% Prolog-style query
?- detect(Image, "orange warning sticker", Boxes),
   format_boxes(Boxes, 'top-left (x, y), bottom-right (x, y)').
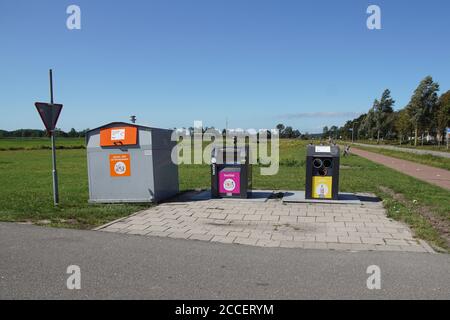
top-left (109, 154), bottom-right (131, 177)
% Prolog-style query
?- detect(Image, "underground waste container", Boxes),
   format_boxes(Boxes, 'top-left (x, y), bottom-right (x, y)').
top-left (211, 145), bottom-right (252, 199)
top-left (305, 145), bottom-right (340, 200)
top-left (86, 122), bottom-right (178, 203)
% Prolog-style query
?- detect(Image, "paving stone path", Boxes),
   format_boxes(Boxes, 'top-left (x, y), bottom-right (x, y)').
top-left (98, 192), bottom-right (434, 253)
top-left (352, 142), bottom-right (450, 159)
top-left (350, 147), bottom-right (450, 190)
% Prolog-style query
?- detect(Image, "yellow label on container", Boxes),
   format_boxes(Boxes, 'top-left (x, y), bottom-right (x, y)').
top-left (312, 176), bottom-right (332, 199)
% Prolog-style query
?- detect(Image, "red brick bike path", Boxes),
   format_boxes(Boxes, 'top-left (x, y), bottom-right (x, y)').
top-left (350, 147), bottom-right (450, 191)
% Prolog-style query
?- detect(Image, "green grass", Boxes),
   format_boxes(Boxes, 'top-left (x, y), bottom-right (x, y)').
top-left (0, 137), bottom-right (85, 150)
top-left (380, 196), bottom-right (447, 251)
top-left (350, 143), bottom-right (450, 171)
top-left (0, 138), bottom-right (449, 250)
top-left (0, 148), bottom-right (147, 229)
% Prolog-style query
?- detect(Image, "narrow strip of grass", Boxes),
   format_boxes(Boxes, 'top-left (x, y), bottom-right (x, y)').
top-left (0, 145), bottom-right (86, 151)
top-left (0, 137), bottom-right (85, 151)
top-left (378, 192), bottom-right (448, 252)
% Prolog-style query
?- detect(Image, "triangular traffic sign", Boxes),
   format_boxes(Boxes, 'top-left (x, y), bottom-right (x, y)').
top-left (35, 102), bottom-right (63, 134)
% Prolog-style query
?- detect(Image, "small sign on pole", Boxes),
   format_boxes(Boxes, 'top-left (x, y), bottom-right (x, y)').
top-left (34, 69), bottom-right (63, 206)
top-left (35, 103), bottom-right (63, 133)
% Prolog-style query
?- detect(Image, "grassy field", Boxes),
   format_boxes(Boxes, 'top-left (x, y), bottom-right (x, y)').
top-left (0, 137), bottom-right (85, 150)
top-left (0, 138), bottom-right (449, 250)
top-left (349, 143), bottom-right (450, 171)
top-left (0, 148), bottom-right (146, 229)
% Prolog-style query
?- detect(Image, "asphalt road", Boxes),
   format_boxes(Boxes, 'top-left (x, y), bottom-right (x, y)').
top-left (1, 222), bottom-right (449, 299)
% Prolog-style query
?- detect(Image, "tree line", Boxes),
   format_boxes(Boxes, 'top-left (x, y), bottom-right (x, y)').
top-left (0, 128), bottom-right (90, 138)
top-left (177, 125), bottom-right (319, 139)
top-left (324, 76), bottom-right (450, 146)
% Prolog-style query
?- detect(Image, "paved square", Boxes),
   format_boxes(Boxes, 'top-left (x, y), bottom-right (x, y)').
top-left (97, 191), bottom-right (434, 253)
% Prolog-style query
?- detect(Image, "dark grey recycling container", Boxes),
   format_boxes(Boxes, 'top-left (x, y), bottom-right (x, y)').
top-left (305, 145), bottom-right (340, 200)
top-left (210, 145), bottom-right (252, 199)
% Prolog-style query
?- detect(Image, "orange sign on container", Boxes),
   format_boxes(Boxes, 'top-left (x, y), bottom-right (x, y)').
top-left (100, 126), bottom-right (138, 147)
top-left (109, 154), bottom-right (131, 177)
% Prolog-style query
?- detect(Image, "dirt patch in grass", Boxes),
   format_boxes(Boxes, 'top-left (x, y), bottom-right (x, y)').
top-left (379, 185), bottom-right (450, 249)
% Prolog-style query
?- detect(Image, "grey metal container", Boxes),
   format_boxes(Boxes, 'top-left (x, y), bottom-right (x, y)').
top-left (86, 122), bottom-right (179, 203)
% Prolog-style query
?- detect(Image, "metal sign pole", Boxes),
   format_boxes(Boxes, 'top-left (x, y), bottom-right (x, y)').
top-left (34, 71), bottom-right (63, 206)
top-left (49, 69), bottom-right (59, 206)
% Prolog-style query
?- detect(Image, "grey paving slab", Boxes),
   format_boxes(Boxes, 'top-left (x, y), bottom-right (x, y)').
top-left (97, 190), bottom-right (433, 253)
top-left (182, 190), bottom-right (273, 202)
top-left (282, 191), bottom-right (362, 204)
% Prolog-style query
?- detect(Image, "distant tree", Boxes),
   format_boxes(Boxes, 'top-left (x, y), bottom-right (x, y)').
top-left (374, 89), bottom-right (395, 142)
top-left (329, 126), bottom-right (338, 139)
top-left (359, 108), bottom-right (376, 139)
top-left (54, 128), bottom-right (68, 138)
top-left (276, 124), bottom-right (285, 133)
top-left (394, 109), bottom-right (412, 144)
top-left (322, 126), bottom-right (329, 139)
top-left (282, 126), bottom-right (293, 138)
top-left (371, 89), bottom-right (396, 143)
top-left (406, 76), bottom-right (440, 146)
top-left (372, 99), bottom-right (382, 141)
top-left (292, 129), bottom-right (301, 139)
top-left (68, 128), bottom-right (78, 138)
top-left (352, 113), bottom-right (366, 141)
top-left (436, 90), bottom-right (450, 145)
top-left (379, 89), bottom-right (395, 113)
top-left (78, 129), bottom-right (90, 137)
top-left (340, 120), bottom-right (354, 140)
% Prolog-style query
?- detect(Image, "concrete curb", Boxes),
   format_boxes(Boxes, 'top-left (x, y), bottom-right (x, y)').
top-left (92, 208), bottom-right (150, 231)
top-left (418, 240), bottom-right (437, 254)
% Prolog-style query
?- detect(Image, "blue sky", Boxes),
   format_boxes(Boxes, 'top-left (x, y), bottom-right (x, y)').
top-left (1, 0), bottom-right (449, 133)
